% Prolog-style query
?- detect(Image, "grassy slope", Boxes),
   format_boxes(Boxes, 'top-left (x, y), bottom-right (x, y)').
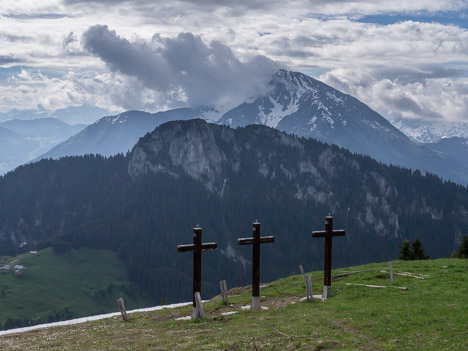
top-left (0, 248), bottom-right (152, 326)
top-left (1, 258), bottom-right (467, 350)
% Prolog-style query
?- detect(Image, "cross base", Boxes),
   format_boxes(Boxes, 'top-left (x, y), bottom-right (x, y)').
top-left (323, 285), bottom-right (332, 299)
top-left (191, 306), bottom-right (205, 320)
top-left (191, 307), bottom-right (198, 320)
top-left (250, 296), bottom-right (261, 310)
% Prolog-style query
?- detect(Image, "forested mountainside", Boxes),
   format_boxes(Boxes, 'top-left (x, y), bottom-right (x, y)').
top-left (1, 119), bottom-right (467, 303)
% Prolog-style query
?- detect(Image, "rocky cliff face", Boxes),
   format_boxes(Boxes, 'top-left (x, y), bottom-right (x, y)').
top-left (127, 119), bottom-right (468, 243)
top-left (129, 120), bottom-right (230, 193)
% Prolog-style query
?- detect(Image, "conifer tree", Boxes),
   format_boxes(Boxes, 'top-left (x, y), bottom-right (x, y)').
top-left (411, 238), bottom-right (429, 260)
top-left (398, 240), bottom-right (413, 260)
top-left (457, 236), bottom-right (468, 258)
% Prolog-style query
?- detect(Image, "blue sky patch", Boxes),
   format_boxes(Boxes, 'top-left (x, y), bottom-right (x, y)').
top-left (357, 11), bottom-right (468, 29)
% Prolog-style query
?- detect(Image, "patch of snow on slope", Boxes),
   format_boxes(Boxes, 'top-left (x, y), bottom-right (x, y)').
top-left (0, 302), bottom-right (192, 336)
top-left (111, 115), bottom-right (121, 125)
top-left (259, 95), bottom-right (300, 128)
top-left (326, 91), bottom-right (343, 104)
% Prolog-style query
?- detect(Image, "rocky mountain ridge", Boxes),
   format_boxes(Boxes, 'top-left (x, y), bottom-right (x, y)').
top-left (33, 70), bottom-right (468, 185)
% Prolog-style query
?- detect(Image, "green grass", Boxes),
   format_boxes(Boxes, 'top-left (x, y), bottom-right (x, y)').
top-left (1, 258), bottom-right (467, 350)
top-left (0, 247), bottom-right (152, 327)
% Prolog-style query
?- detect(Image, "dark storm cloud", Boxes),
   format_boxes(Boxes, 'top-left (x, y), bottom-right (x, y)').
top-left (82, 25), bottom-right (279, 107)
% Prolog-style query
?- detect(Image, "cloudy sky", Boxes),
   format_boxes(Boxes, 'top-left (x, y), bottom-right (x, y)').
top-left (0, 0), bottom-right (467, 123)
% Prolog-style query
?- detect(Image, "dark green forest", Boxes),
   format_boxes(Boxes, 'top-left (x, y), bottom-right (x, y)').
top-left (0, 120), bottom-right (467, 304)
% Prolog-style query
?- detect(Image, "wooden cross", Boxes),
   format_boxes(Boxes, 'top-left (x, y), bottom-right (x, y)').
top-left (312, 216), bottom-right (345, 299)
top-left (177, 225), bottom-right (217, 319)
top-left (238, 220), bottom-right (274, 309)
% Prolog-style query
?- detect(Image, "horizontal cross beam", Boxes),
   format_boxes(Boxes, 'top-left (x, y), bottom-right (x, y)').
top-left (312, 230), bottom-right (345, 238)
top-left (177, 243), bottom-right (218, 252)
top-left (238, 236), bottom-right (275, 245)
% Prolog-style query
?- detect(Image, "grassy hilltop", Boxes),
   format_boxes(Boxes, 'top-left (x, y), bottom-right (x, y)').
top-left (0, 258), bottom-right (467, 350)
top-left (0, 247), bottom-right (152, 329)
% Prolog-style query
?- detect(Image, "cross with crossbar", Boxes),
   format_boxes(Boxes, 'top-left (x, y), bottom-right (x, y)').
top-left (238, 220), bottom-right (274, 309)
top-left (177, 225), bottom-right (217, 318)
top-left (312, 216), bottom-right (345, 299)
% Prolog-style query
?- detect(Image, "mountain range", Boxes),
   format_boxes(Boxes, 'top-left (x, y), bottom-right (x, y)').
top-left (389, 117), bottom-right (468, 143)
top-left (0, 104), bottom-right (111, 125)
top-left (1, 119), bottom-right (467, 303)
top-left (35, 70), bottom-right (468, 186)
top-left (35, 107), bottom-right (219, 160)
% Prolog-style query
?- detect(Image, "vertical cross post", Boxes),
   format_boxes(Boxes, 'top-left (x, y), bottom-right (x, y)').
top-left (312, 216), bottom-right (345, 299)
top-left (177, 226), bottom-right (217, 319)
top-left (238, 220), bottom-right (274, 309)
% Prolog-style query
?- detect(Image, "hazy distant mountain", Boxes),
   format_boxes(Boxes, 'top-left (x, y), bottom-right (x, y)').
top-left (0, 108), bottom-right (48, 122)
top-left (35, 107), bottom-right (221, 160)
top-left (49, 104), bottom-right (112, 125)
top-left (0, 104), bottom-right (111, 173)
top-left (0, 118), bottom-right (85, 141)
top-left (389, 117), bottom-right (468, 143)
top-left (0, 104), bottom-right (110, 125)
top-left (0, 118), bottom-right (86, 174)
top-left (426, 137), bottom-right (468, 173)
top-left (0, 126), bottom-right (38, 174)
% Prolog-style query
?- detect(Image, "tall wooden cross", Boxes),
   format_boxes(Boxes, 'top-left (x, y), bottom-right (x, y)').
top-left (177, 225), bottom-right (217, 319)
top-left (312, 216), bottom-right (345, 299)
top-left (238, 220), bottom-right (274, 310)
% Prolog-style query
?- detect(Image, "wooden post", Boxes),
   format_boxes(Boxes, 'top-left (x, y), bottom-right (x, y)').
top-left (299, 265), bottom-right (313, 301)
top-left (389, 262), bottom-right (394, 284)
top-left (116, 297), bottom-right (129, 322)
top-left (220, 280), bottom-right (229, 305)
top-left (306, 275), bottom-right (313, 300)
top-left (194, 292), bottom-right (204, 319)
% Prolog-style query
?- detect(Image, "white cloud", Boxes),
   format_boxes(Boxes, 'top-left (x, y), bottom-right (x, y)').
top-left (0, 0), bottom-right (467, 121)
top-left (82, 25), bottom-right (279, 108)
top-left (320, 68), bottom-right (468, 122)
top-left (0, 68), bottom-right (125, 113)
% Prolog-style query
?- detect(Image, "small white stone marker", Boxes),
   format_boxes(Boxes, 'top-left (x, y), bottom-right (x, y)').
top-left (221, 311), bottom-right (238, 316)
top-left (241, 305), bottom-right (268, 310)
top-left (175, 316), bottom-right (192, 321)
